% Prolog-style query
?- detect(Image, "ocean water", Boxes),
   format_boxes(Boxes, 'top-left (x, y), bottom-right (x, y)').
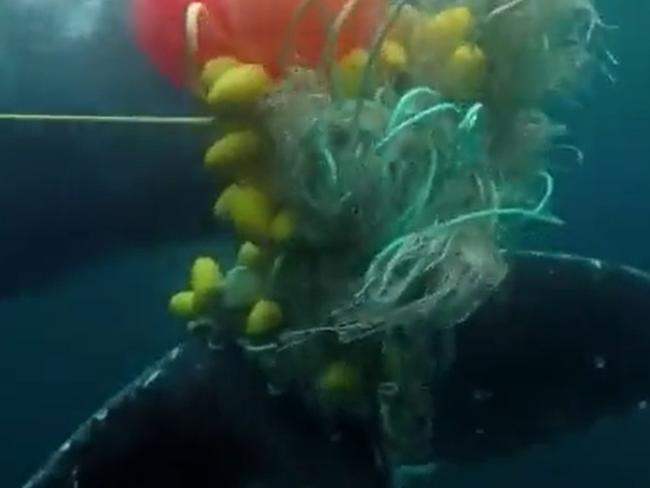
top-left (0, 0), bottom-right (648, 487)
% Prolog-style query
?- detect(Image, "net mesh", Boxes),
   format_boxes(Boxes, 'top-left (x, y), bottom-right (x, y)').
top-left (182, 0), bottom-right (607, 478)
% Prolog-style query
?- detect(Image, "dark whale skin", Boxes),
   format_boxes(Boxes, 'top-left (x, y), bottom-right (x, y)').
top-left (22, 252), bottom-right (650, 487)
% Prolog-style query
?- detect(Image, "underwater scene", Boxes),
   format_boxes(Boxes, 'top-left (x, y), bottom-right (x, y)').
top-left (1, 0), bottom-right (649, 486)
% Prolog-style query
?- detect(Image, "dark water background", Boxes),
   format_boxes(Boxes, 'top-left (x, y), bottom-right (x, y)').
top-left (0, 0), bottom-right (648, 486)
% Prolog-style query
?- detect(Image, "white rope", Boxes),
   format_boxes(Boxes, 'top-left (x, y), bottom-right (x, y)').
top-left (0, 114), bottom-right (213, 125)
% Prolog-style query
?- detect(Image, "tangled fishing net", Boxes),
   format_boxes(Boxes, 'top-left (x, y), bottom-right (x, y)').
top-left (253, 0), bottom-right (586, 346)
top-left (154, 0), bottom-right (611, 479)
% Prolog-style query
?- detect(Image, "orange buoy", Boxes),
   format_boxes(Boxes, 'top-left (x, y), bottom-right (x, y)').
top-left (131, 0), bottom-right (386, 86)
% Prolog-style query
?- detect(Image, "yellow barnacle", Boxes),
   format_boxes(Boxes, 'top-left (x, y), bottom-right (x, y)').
top-left (245, 299), bottom-right (283, 336)
top-left (200, 56), bottom-right (240, 90)
top-left (191, 256), bottom-right (223, 292)
top-left (270, 209), bottom-right (296, 244)
top-left (336, 48), bottom-right (369, 98)
top-left (190, 257), bottom-right (223, 308)
top-left (223, 266), bottom-right (263, 308)
top-left (207, 63), bottom-right (272, 107)
top-left (441, 43), bottom-right (487, 100)
top-left (214, 184), bottom-right (275, 241)
top-left (318, 361), bottom-right (361, 394)
top-left (204, 129), bottom-right (262, 173)
top-left (388, 4), bottom-right (420, 45)
top-left (214, 184), bottom-right (239, 219)
top-left (237, 241), bottom-right (267, 269)
top-left (380, 40), bottom-right (408, 73)
top-left (414, 6), bottom-right (475, 61)
top-left (230, 186), bottom-right (275, 241)
top-left (168, 290), bottom-right (195, 318)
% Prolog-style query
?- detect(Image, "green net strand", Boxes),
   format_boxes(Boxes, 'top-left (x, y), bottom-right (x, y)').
top-left (458, 103), bottom-right (483, 132)
top-left (391, 142), bottom-right (439, 234)
top-left (386, 87), bottom-right (443, 132)
top-left (376, 102), bottom-right (461, 152)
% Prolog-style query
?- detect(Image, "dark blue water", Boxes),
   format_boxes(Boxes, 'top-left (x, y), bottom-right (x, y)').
top-left (0, 1), bottom-right (648, 486)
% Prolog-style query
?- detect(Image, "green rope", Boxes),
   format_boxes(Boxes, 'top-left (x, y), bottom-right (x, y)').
top-left (458, 103), bottom-right (483, 131)
top-left (406, 144), bottom-right (439, 224)
top-left (376, 102), bottom-right (460, 151)
top-left (372, 170), bottom-right (561, 270)
top-left (439, 206), bottom-right (563, 230)
top-left (387, 87), bottom-right (441, 132)
top-left (534, 170), bottom-right (554, 213)
top-left (318, 135), bottom-right (340, 186)
top-left (437, 171), bottom-right (562, 230)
